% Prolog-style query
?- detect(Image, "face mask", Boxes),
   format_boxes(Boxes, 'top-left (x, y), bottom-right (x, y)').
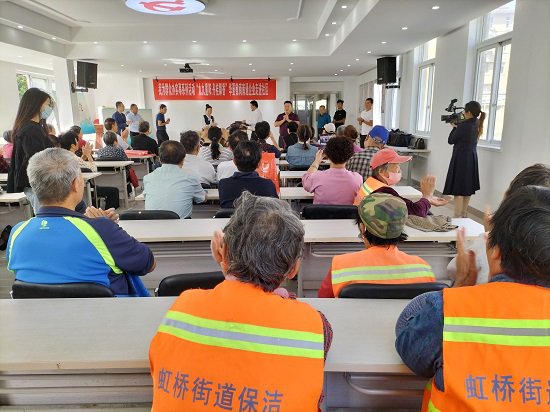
top-left (386, 170), bottom-right (402, 185)
top-left (41, 106), bottom-right (53, 120)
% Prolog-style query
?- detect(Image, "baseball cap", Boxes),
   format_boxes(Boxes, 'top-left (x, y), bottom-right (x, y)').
top-left (369, 125), bottom-right (389, 144)
top-left (323, 123), bottom-right (336, 134)
top-left (370, 148), bottom-right (412, 170)
top-left (358, 193), bottom-right (408, 239)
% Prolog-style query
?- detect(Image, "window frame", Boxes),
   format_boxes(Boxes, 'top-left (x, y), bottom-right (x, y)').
top-left (415, 60), bottom-right (435, 135)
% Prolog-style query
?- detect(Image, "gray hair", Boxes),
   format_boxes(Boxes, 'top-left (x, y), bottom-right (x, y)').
top-left (336, 125), bottom-right (346, 136)
top-left (372, 163), bottom-right (389, 179)
top-left (223, 192), bottom-right (305, 292)
top-left (103, 131), bottom-right (118, 145)
top-left (27, 148), bottom-right (81, 204)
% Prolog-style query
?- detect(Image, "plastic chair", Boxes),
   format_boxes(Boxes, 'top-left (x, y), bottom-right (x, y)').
top-left (214, 209), bottom-right (235, 218)
top-left (301, 204), bottom-right (359, 220)
top-left (11, 280), bottom-right (114, 299)
top-left (338, 282), bottom-right (449, 299)
top-left (119, 210), bottom-right (180, 220)
top-left (156, 272), bottom-right (225, 297)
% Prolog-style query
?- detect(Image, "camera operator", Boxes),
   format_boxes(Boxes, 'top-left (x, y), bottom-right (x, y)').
top-left (443, 100), bottom-right (486, 217)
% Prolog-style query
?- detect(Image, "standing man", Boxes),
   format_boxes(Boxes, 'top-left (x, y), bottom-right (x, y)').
top-left (274, 100), bottom-right (300, 148)
top-left (357, 98), bottom-right (374, 148)
top-left (244, 100), bottom-right (263, 133)
top-left (126, 104), bottom-right (143, 137)
top-left (112, 101), bottom-right (127, 134)
top-left (156, 104), bottom-right (170, 145)
top-left (333, 99), bottom-right (346, 127)
top-left (316, 105), bottom-right (331, 139)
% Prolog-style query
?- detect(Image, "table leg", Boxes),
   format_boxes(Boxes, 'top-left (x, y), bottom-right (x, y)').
top-left (85, 181), bottom-right (93, 207)
top-left (406, 157), bottom-right (413, 186)
top-left (121, 167), bottom-right (129, 208)
top-left (20, 200), bottom-right (32, 220)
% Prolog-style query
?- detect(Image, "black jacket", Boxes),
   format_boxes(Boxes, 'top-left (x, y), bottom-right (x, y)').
top-left (131, 134), bottom-right (159, 156)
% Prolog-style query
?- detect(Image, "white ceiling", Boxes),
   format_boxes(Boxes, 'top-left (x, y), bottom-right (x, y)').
top-left (0, 0), bottom-right (510, 78)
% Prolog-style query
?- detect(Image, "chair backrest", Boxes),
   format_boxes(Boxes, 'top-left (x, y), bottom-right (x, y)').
top-left (338, 282), bottom-right (449, 299)
top-left (156, 272), bottom-right (225, 297)
top-left (214, 209), bottom-right (235, 218)
top-left (302, 204), bottom-right (359, 220)
top-left (11, 280), bottom-right (114, 299)
top-left (119, 210), bottom-right (180, 220)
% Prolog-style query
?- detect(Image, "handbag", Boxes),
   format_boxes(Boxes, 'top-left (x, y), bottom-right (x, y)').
top-left (389, 129), bottom-right (412, 147)
top-left (408, 137), bottom-right (426, 150)
top-left (128, 167), bottom-right (139, 188)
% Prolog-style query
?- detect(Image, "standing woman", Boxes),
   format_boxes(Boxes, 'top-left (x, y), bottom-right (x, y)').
top-left (443, 100), bottom-right (486, 217)
top-left (201, 104), bottom-right (217, 131)
top-left (8, 88), bottom-right (55, 211)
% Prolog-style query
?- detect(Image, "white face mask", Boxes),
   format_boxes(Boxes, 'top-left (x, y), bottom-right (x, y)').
top-left (386, 170), bottom-right (402, 185)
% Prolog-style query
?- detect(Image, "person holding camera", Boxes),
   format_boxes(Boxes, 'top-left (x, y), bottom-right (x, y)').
top-left (443, 100), bottom-right (486, 218)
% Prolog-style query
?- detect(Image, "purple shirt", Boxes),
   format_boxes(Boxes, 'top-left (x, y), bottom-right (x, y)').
top-left (302, 168), bottom-right (363, 205)
top-left (275, 112), bottom-right (300, 138)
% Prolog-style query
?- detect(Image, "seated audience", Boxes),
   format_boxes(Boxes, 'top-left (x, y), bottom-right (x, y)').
top-left (199, 126), bottom-right (233, 165)
top-left (354, 148), bottom-right (447, 216)
top-left (346, 125), bottom-right (388, 180)
top-left (149, 192), bottom-right (332, 411)
top-left (318, 122), bottom-right (336, 147)
top-left (254, 121), bottom-right (281, 158)
top-left (286, 124), bottom-right (318, 169)
top-left (96, 131), bottom-right (129, 161)
top-left (58, 131), bottom-right (120, 210)
top-left (2, 130), bottom-right (13, 164)
top-left (282, 121), bottom-right (299, 149)
top-left (46, 123), bottom-right (60, 148)
top-left (143, 141), bottom-right (206, 219)
top-left (217, 130), bottom-right (246, 181)
top-left (131, 121), bottom-right (159, 156)
top-left (302, 136), bottom-right (363, 205)
top-left (6, 148), bottom-right (154, 296)
top-left (396, 185), bottom-right (550, 411)
top-left (342, 125), bottom-right (363, 153)
top-left (104, 117), bottom-right (130, 150)
top-left (218, 141), bottom-right (278, 208)
top-left (69, 125), bottom-right (86, 149)
top-left (179, 130), bottom-right (216, 186)
top-left (318, 193), bottom-right (435, 298)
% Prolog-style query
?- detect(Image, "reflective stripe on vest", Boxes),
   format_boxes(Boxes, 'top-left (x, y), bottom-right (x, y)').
top-left (443, 316), bottom-right (550, 347)
top-left (427, 399), bottom-right (441, 412)
top-left (7, 219), bottom-right (33, 270)
top-left (332, 263), bottom-right (435, 284)
top-left (63, 217), bottom-right (123, 274)
top-left (158, 310), bottom-right (324, 359)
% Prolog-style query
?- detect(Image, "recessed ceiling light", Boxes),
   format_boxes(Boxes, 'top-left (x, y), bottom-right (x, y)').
top-left (139, 69), bottom-right (143, 72)
top-left (214, 69), bottom-right (218, 72)
top-left (341, 5), bottom-right (348, 9)
top-left (292, 39), bottom-right (297, 42)
top-left (325, 33), bottom-right (330, 37)
top-left (17, 25), bottom-right (23, 29)
top-left (143, 41), bottom-right (148, 44)
top-left (252, 69), bottom-right (256, 72)
top-left (432, 5), bottom-right (440, 10)
top-left (192, 40), bottom-right (197, 43)
top-left (339, 69), bottom-right (344, 72)
top-left (248, 63), bottom-right (253, 66)
top-left (164, 63), bottom-right (168, 67)
top-left (290, 62), bottom-right (294, 65)
top-left (204, 63), bottom-right (210, 66)
top-left (347, 64), bottom-right (351, 67)
top-left (331, 21), bottom-right (337, 25)
top-left (367, 51), bottom-right (372, 54)
top-left (402, 26), bottom-right (408, 30)
top-left (334, 73), bottom-right (339, 75)
top-left (17, 55), bottom-right (23, 58)
top-left (93, 41), bottom-right (98, 44)
top-left (120, 64), bottom-right (124, 67)
top-left (381, 41), bottom-right (387, 44)
top-left (242, 39), bottom-right (247, 43)
top-left (289, 68), bottom-right (292, 72)
top-left (355, 58), bottom-right (360, 61)
top-left (51, 37), bottom-right (57, 40)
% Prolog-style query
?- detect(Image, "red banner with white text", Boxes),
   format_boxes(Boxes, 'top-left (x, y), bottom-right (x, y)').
top-left (153, 79), bottom-right (276, 100)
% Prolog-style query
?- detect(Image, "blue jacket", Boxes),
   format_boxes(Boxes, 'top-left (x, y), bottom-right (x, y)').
top-left (7, 207), bottom-right (154, 296)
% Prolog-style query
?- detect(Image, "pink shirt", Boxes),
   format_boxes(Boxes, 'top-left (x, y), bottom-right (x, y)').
top-left (2, 142), bottom-right (13, 159)
top-left (302, 168), bottom-right (363, 205)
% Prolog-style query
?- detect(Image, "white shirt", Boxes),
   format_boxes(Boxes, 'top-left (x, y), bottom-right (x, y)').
top-left (247, 109), bottom-right (263, 131)
top-left (201, 115), bottom-right (215, 128)
top-left (182, 154), bottom-right (217, 185)
top-left (217, 160), bottom-right (239, 181)
top-left (360, 109), bottom-right (373, 135)
top-left (126, 112), bottom-right (143, 133)
top-left (117, 134), bottom-right (130, 150)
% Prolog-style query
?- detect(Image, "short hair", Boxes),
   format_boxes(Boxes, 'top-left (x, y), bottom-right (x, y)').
top-left (3, 130), bottom-right (12, 143)
top-left (130, 104), bottom-right (137, 110)
top-left (344, 124), bottom-right (358, 142)
top-left (103, 131), bottom-right (118, 146)
top-left (228, 122), bottom-right (247, 135)
top-left (337, 99), bottom-right (344, 104)
top-left (47, 124), bottom-right (57, 134)
top-left (115, 101), bottom-right (123, 108)
top-left (104, 118), bottom-right (116, 131)
top-left (138, 121), bottom-right (150, 134)
top-left (488, 186), bottom-right (550, 281)
top-left (297, 125), bottom-right (312, 150)
top-left (69, 125), bottom-right (81, 135)
top-left (287, 121), bottom-right (298, 134)
top-left (28, 148), bottom-right (81, 204)
top-left (284, 100), bottom-right (292, 106)
top-left (228, 130), bottom-right (247, 151)
top-left (319, 105), bottom-right (326, 109)
top-left (223, 191), bottom-right (305, 292)
top-left (254, 121), bottom-right (270, 141)
top-left (159, 104), bottom-right (166, 110)
top-left (159, 140), bottom-right (185, 165)
top-left (250, 100), bottom-right (258, 108)
top-left (324, 136), bottom-right (354, 164)
top-left (336, 125), bottom-right (346, 137)
top-left (233, 140), bottom-right (261, 172)
top-left (372, 163), bottom-right (390, 179)
top-left (58, 131), bottom-right (79, 151)
top-left (504, 164), bottom-right (550, 199)
top-left (366, 98), bottom-right (373, 104)
top-left (180, 130), bottom-right (200, 153)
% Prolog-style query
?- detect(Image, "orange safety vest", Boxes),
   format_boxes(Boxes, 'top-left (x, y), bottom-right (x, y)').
top-left (331, 246), bottom-right (436, 297)
top-left (257, 152), bottom-right (280, 194)
top-left (149, 280), bottom-right (325, 411)
top-left (423, 282), bottom-right (550, 412)
top-left (354, 176), bottom-right (388, 205)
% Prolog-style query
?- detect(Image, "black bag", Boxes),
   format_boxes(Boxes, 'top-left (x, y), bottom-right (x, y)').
top-left (408, 136), bottom-right (426, 150)
top-left (389, 129), bottom-right (412, 147)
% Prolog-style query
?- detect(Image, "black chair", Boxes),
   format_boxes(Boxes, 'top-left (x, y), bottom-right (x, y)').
top-left (11, 280), bottom-right (114, 299)
top-left (214, 209), bottom-right (235, 218)
top-left (301, 204), bottom-right (359, 220)
top-left (119, 210), bottom-right (180, 220)
top-left (338, 282), bottom-right (449, 299)
top-left (156, 272), bottom-right (225, 297)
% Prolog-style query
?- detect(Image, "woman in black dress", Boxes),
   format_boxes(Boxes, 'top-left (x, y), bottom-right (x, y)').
top-left (443, 101), bottom-right (486, 217)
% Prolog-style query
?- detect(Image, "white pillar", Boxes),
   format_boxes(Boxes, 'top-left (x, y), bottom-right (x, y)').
top-left (52, 57), bottom-right (79, 131)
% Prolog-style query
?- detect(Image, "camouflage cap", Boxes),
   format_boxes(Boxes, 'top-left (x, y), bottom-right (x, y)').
top-left (358, 193), bottom-right (408, 239)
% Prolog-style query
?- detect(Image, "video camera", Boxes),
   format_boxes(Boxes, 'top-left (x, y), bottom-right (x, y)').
top-left (440, 99), bottom-right (465, 124)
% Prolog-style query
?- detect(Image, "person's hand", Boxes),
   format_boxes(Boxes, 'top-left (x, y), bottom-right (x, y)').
top-left (420, 175), bottom-right (436, 198)
top-left (122, 128), bottom-right (129, 139)
top-left (313, 149), bottom-right (325, 166)
top-left (85, 206), bottom-right (119, 222)
top-left (166, 118), bottom-right (171, 124)
top-left (454, 227), bottom-right (478, 287)
top-left (357, 116), bottom-right (363, 123)
top-left (82, 142), bottom-right (93, 160)
top-left (428, 196), bottom-right (448, 207)
top-left (283, 114), bottom-right (289, 122)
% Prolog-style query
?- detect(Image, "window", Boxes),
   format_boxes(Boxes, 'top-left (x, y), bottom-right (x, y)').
top-left (16, 73), bottom-right (30, 97)
top-left (421, 38), bottom-right (437, 61)
top-left (415, 38), bottom-right (437, 134)
top-left (474, 1), bottom-right (515, 144)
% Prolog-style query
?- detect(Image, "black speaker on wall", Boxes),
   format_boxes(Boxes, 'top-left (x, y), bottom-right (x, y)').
top-left (377, 57), bottom-right (396, 84)
top-left (76, 61), bottom-right (98, 89)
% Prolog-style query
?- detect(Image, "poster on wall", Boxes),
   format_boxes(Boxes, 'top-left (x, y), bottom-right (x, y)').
top-left (153, 78), bottom-right (276, 100)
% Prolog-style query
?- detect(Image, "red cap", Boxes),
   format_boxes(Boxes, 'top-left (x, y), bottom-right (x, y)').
top-left (370, 148), bottom-right (412, 169)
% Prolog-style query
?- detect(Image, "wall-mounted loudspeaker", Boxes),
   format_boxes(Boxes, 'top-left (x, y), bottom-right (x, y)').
top-left (377, 57), bottom-right (396, 84)
top-left (77, 61), bottom-right (98, 89)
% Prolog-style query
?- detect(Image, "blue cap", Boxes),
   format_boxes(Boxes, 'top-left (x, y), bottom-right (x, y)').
top-left (369, 125), bottom-right (389, 144)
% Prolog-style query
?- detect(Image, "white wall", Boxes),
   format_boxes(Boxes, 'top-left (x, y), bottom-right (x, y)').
top-left (92, 72), bottom-right (146, 120)
top-left (0, 61), bottom-right (21, 131)
top-left (143, 77), bottom-right (291, 138)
